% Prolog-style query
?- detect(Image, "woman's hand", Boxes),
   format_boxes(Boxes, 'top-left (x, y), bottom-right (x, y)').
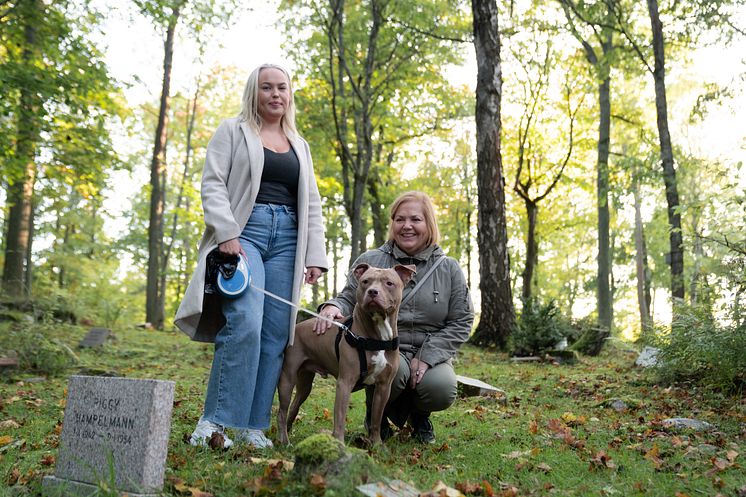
top-left (305, 266), bottom-right (323, 285)
top-left (408, 358), bottom-right (430, 389)
top-left (314, 304), bottom-right (343, 335)
top-left (218, 238), bottom-right (245, 257)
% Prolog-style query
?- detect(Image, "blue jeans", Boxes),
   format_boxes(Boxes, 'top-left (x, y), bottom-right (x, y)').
top-left (203, 204), bottom-right (297, 430)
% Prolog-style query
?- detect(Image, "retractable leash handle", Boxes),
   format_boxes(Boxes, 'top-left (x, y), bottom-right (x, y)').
top-left (216, 253), bottom-right (250, 298)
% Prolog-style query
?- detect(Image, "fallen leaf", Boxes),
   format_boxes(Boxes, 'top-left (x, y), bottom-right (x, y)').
top-left (589, 450), bottom-right (616, 471)
top-left (726, 450), bottom-right (739, 463)
top-left (430, 480), bottom-right (466, 497)
top-left (6, 467), bottom-right (20, 485)
top-left (40, 454), bottom-right (55, 466)
top-left (264, 461), bottom-right (285, 481)
top-left (249, 457), bottom-right (294, 470)
top-left (309, 473), bottom-right (326, 492)
top-left (0, 435), bottom-right (12, 447)
top-left (0, 420), bottom-right (20, 429)
top-left (498, 485), bottom-right (518, 497)
top-left (207, 431), bottom-right (228, 450)
top-left (535, 462), bottom-right (552, 473)
top-left (711, 458), bottom-right (731, 471)
top-left (644, 444), bottom-right (664, 470)
top-left (409, 448), bottom-right (422, 465)
top-left (455, 480), bottom-right (482, 495)
top-left (528, 419), bottom-right (538, 434)
top-left (504, 450), bottom-right (530, 459)
top-left (169, 477), bottom-right (190, 494)
top-left (432, 442), bottom-right (450, 453)
top-left (482, 480), bottom-right (495, 496)
top-left (561, 412), bottom-right (581, 425)
top-left (188, 487), bottom-right (214, 497)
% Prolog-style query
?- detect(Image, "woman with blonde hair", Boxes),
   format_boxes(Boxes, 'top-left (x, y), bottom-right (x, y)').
top-left (315, 190), bottom-right (473, 443)
top-left (176, 63), bottom-right (328, 448)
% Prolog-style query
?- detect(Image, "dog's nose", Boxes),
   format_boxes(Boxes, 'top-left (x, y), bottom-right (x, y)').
top-left (368, 288), bottom-right (379, 297)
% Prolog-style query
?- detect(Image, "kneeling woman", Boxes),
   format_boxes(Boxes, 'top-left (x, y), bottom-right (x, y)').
top-left (314, 191), bottom-right (473, 443)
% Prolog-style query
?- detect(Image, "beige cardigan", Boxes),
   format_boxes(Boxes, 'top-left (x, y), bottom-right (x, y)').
top-left (174, 117), bottom-right (328, 344)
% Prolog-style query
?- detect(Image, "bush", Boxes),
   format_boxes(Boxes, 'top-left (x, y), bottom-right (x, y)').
top-left (512, 298), bottom-right (573, 356)
top-left (651, 306), bottom-right (746, 393)
top-left (0, 323), bottom-right (78, 376)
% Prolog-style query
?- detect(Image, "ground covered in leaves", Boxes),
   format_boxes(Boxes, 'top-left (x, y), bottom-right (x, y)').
top-left (1, 324), bottom-right (745, 496)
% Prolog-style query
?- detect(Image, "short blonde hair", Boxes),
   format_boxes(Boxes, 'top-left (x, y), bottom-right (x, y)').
top-left (238, 63), bottom-right (298, 137)
top-left (387, 191), bottom-right (441, 247)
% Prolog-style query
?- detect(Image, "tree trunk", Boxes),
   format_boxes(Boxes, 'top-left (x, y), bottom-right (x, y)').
top-left (558, 0), bottom-right (613, 353)
top-left (161, 85), bottom-right (198, 325)
top-left (146, 5), bottom-right (180, 329)
top-left (325, 0), bottom-right (384, 263)
top-left (521, 199), bottom-right (538, 302)
top-left (463, 161), bottom-right (474, 289)
top-left (366, 171), bottom-right (387, 247)
top-left (596, 70), bottom-right (612, 335)
top-left (647, 0), bottom-right (685, 303)
top-left (633, 177), bottom-right (652, 333)
top-left (469, 0), bottom-right (516, 350)
top-left (690, 226), bottom-right (703, 305)
top-left (2, 3), bottom-right (41, 300)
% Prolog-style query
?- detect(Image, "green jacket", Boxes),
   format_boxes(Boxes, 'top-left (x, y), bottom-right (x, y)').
top-left (323, 241), bottom-right (474, 367)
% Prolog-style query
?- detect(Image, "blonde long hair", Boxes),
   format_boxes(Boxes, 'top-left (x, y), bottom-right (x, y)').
top-left (238, 63), bottom-right (299, 138)
top-left (387, 191), bottom-right (441, 248)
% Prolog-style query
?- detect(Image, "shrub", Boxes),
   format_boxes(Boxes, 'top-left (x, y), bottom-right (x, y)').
top-left (0, 323), bottom-right (78, 376)
top-left (651, 306), bottom-right (746, 393)
top-left (512, 298), bottom-right (573, 356)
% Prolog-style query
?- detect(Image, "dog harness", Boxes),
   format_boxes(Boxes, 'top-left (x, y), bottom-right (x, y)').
top-left (334, 317), bottom-right (399, 391)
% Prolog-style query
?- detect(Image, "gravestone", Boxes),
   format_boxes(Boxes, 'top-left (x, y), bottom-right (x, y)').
top-left (78, 328), bottom-right (111, 348)
top-left (456, 374), bottom-right (507, 402)
top-left (43, 375), bottom-right (175, 497)
top-left (0, 354), bottom-right (19, 372)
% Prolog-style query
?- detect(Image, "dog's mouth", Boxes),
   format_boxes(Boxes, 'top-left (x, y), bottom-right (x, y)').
top-left (361, 295), bottom-right (392, 312)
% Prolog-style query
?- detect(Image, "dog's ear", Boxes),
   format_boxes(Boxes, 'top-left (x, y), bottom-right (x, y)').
top-left (353, 263), bottom-right (371, 280)
top-left (393, 264), bottom-right (416, 286)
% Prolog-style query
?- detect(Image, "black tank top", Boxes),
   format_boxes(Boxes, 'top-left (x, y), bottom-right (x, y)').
top-left (255, 147), bottom-right (300, 207)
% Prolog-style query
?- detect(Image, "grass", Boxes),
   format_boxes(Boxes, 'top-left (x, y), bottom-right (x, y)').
top-left (1, 321), bottom-right (745, 496)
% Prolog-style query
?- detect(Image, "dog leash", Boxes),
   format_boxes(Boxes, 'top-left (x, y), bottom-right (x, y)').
top-left (248, 278), bottom-right (350, 331)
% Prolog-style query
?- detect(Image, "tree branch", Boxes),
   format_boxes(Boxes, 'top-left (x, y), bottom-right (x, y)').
top-left (699, 234), bottom-right (746, 256)
top-left (604, 0), bottom-right (653, 74)
top-left (384, 15), bottom-right (471, 43)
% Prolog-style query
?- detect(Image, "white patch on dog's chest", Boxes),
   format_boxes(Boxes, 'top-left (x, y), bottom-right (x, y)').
top-left (373, 315), bottom-right (393, 341)
top-left (364, 351), bottom-right (388, 385)
top-left (362, 315), bottom-right (393, 385)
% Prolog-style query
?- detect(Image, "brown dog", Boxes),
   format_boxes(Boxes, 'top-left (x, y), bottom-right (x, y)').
top-left (276, 263), bottom-right (415, 445)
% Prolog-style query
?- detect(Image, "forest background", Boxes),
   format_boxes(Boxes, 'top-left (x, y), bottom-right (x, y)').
top-left (1, 0), bottom-right (745, 350)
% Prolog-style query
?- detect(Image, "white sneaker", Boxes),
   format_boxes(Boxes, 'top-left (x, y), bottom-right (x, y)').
top-left (189, 417), bottom-right (234, 448)
top-left (237, 428), bottom-right (274, 449)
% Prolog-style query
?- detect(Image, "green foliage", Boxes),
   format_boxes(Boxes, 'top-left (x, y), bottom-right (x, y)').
top-left (284, 0), bottom-right (472, 254)
top-left (651, 306), bottom-right (746, 392)
top-left (0, 323), bottom-right (78, 376)
top-left (513, 298), bottom-right (576, 356)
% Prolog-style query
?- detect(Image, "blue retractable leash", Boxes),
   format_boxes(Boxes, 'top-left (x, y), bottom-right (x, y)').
top-left (213, 251), bottom-right (347, 331)
top-left (216, 253), bottom-right (250, 298)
